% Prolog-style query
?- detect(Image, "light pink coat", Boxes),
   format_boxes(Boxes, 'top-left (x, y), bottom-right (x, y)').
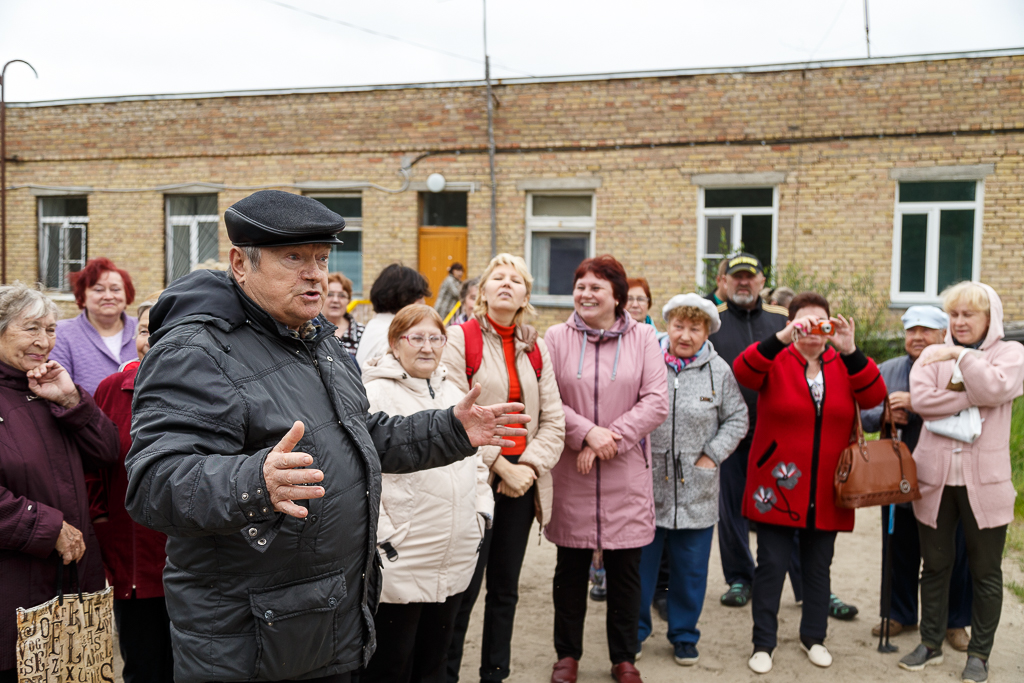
top-left (909, 283), bottom-right (1024, 530)
top-left (543, 313), bottom-right (669, 550)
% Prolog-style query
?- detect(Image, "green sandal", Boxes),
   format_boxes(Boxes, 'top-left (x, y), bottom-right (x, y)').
top-left (721, 582), bottom-right (751, 607)
top-left (828, 593), bottom-right (859, 620)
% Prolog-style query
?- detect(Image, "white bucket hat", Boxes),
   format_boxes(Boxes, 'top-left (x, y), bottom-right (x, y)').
top-left (662, 293), bottom-right (721, 334)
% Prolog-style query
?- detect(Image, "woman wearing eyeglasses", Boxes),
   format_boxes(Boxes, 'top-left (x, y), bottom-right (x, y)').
top-left (361, 304), bottom-right (494, 683)
top-left (626, 278), bottom-right (654, 326)
top-left (323, 272), bottom-right (364, 356)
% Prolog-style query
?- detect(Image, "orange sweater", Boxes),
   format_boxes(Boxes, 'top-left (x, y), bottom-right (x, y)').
top-left (489, 316), bottom-right (527, 456)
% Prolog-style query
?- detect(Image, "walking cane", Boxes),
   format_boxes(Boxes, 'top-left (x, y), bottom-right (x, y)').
top-left (878, 503), bottom-right (898, 653)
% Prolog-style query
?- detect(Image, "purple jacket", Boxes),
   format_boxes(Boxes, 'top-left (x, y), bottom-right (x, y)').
top-left (51, 311), bottom-right (138, 396)
top-left (0, 360), bottom-right (120, 670)
top-left (543, 313), bottom-right (669, 550)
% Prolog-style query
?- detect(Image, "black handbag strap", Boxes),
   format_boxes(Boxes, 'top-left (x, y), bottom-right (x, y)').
top-left (56, 558), bottom-right (83, 606)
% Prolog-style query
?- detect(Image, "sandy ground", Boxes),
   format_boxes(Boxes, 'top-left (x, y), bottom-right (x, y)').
top-left (110, 508), bottom-right (1024, 682)
top-left (454, 508), bottom-right (1024, 683)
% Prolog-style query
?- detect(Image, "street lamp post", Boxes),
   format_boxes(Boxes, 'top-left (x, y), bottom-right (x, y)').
top-left (1, 59), bottom-right (39, 285)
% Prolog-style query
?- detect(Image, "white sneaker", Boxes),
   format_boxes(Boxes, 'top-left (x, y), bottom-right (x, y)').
top-left (800, 642), bottom-right (833, 668)
top-left (748, 651), bottom-right (774, 674)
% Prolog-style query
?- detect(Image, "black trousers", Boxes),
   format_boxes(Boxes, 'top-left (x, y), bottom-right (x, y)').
top-left (718, 441), bottom-right (803, 599)
top-left (114, 596), bottom-right (175, 683)
top-left (752, 523), bottom-right (836, 650)
top-left (447, 484), bottom-right (536, 682)
top-left (917, 486), bottom-right (1007, 659)
top-left (881, 503), bottom-right (973, 627)
top-left (210, 677), bottom-right (350, 683)
top-left (553, 546), bottom-right (643, 665)
top-left (363, 593), bottom-right (463, 683)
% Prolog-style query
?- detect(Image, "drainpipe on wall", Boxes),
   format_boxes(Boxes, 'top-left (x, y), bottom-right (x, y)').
top-left (0, 60), bottom-right (38, 285)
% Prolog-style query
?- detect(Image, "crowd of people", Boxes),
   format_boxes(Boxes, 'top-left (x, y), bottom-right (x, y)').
top-left (1, 191), bottom-right (1021, 683)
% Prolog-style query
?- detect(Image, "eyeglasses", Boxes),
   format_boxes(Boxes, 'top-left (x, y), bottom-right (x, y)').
top-left (326, 291), bottom-right (350, 299)
top-left (626, 296), bottom-right (649, 305)
top-left (400, 334), bottom-right (448, 349)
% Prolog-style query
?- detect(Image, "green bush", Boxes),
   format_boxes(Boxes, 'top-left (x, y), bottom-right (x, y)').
top-left (1012, 396), bottom-right (1024, 520)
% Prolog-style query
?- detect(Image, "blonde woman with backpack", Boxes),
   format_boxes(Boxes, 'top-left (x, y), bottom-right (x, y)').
top-left (442, 253), bottom-right (566, 683)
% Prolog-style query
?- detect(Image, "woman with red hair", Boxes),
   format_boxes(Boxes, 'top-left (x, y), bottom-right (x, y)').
top-left (543, 255), bottom-right (669, 683)
top-left (51, 257), bottom-right (137, 395)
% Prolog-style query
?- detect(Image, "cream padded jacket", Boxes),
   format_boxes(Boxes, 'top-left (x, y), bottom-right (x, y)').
top-left (363, 354), bottom-right (493, 604)
top-left (441, 318), bottom-right (566, 527)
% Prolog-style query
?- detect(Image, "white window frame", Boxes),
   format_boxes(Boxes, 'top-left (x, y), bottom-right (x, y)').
top-left (695, 186), bottom-right (779, 287)
top-left (306, 193), bottom-right (364, 293)
top-left (38, 199), bottom-right (88, 292)
top-left (889, 181), bottom-right (984, 306)
top-left (165, 196), bottom-right (220, 284)
top-left (523, 191), bottom-right (596, 307)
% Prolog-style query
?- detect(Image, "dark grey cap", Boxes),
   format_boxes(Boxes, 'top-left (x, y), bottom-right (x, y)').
top-left (224, 190), bottom-right (345, 247)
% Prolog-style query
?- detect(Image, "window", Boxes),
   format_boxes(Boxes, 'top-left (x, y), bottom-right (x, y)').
top-left (166, 195), bottom-right (219, 283)
top-left (524, 193), bottom-right (595, 304)
top-left (891, 181), bottom-right (983, 304)
top-left (38, 197), bottom-right (88, 291)
top-left (697, 187), bottom-right (777, 290)
top-left (310, 195), bottom-right (363, 294)
top-left (421, 192), bottom-right (467, 227)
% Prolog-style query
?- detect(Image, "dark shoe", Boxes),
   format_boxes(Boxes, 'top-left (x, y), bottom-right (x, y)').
top-left (653, 595), bottom-right (669, 621)
top-left (872, 619), bottom-right (915, 637)
top-left (590, 583), bottom-right (607, 601)
top-left (828, 593), bottom-right (858, 620)
top-left (720, 582), bottom-right (751, 607)
top-left (610, 661), bottom-right (643, 683)
top-left (947, 627), bottom-right (970, 652)
top-left (898, 644), bottom-right (944, 671)
top-left (962, 656), bottom-right (988, 683)
top-left (551, 657), bottom-right (578, 683)
top-left (673, 642), bottom-right (699, 666)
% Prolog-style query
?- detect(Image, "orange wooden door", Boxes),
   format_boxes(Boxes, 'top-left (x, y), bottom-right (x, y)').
top-left (418, 227), bottom-right (467, 308)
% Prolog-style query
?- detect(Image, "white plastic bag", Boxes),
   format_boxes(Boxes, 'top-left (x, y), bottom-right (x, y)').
top-left (924, 349), bottom-right (983, 444)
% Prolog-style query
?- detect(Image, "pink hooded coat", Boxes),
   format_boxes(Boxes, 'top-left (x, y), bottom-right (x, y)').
top-left (543, 313), bottom-right (669, 550)
top-left (909, 283), bottom-right (1024, 530)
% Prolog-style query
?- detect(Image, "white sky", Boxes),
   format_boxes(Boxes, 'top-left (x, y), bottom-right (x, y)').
top-left (1, 0), bottom-right (1023, 102)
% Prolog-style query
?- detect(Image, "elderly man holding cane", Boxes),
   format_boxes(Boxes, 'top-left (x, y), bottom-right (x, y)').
top-left (125, 191), bottom-right (527, 683)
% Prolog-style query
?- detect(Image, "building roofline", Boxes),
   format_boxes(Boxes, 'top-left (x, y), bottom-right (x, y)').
top-left (7, 46), bottom-right (1024, 109)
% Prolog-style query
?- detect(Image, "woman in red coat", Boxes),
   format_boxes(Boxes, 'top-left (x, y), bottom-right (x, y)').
top-left (88, 295), bottom-right (173, 683)
top-left (733, 292), bottom-right (886, 675)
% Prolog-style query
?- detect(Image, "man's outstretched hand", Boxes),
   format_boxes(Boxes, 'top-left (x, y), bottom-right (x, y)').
top-left (454, 384), bottom-right (530, 448)
top-left (263, 421), bottom-right (324, 519)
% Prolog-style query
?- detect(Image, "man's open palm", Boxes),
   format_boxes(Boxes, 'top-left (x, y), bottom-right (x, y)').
top-left (453, 384), bottom-right (530, 448)
top-left (263, 421), bottom-right (325, 519)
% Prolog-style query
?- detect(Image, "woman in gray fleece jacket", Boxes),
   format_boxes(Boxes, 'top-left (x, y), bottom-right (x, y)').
top-left (637, 293), bottom-right (748, 666)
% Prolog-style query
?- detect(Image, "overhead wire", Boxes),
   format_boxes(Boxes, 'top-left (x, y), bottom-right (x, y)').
top-left (255, 0), bottom-right (534, 77)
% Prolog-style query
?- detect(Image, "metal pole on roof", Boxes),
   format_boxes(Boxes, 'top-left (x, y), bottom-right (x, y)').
top-left (484, 0), bottom-right (498, 257)
top-left (863, 0), bottom-right (872, 58)
top-left (1, 60), bottom-right (39, 285)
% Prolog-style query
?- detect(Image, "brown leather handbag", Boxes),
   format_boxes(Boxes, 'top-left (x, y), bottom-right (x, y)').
top-left (834, 397), bottom-right (921, 509)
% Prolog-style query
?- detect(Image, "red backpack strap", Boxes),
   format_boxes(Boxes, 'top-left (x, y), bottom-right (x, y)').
top-left (461, 318), bottom-right (483, 383)
top-left (527, 344), bottom-right (543, 380)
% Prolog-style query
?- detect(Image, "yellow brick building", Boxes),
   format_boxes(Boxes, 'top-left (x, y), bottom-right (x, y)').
top-left (3, 48), bottom-right (1022, 330)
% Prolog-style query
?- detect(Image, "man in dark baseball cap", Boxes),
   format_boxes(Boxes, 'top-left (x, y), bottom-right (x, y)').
top-left (725, 252), bottom-right (765, 277)
top-left (127, 190), bottom-right (528, 683)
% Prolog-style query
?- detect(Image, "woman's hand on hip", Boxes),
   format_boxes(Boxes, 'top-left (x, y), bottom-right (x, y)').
top-left (26, 361), bottom-right (80, 408)
top-left (584, 426), bottom-right (622, 460)
top-left (55, 521), bottom-right (86, 565)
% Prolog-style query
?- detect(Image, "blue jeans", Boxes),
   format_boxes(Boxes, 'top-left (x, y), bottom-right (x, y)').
top-left (638, 526), bottom-right (715, 646)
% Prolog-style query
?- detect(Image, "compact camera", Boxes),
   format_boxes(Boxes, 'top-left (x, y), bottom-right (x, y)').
top-left (808, 321), bottom-right (834, 336)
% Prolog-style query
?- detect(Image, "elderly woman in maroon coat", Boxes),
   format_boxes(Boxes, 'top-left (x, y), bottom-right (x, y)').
top-left (0, 283), bottom-right (119, 682)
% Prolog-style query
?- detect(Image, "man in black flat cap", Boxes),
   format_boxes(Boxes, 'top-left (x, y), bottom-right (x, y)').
top-left (124, 190), bottom-right (527, 683)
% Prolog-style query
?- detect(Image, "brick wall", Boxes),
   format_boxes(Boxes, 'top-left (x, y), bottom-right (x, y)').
top-left (3, 53), bottom-right (1022, 331)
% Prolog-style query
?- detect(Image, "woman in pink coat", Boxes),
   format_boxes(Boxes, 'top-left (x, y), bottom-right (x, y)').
top-left (901, 282), bottom-right (1024, 683)
top-left (543, 255), bottom-right (669, 683)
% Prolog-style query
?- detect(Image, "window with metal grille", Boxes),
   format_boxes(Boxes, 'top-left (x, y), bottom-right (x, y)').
top-left (891, 181), bottom-right (982, 304)
top-left (166, 195), bottom-right (220, 284)
top-left (38, 197), bottom-right (88, 291)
